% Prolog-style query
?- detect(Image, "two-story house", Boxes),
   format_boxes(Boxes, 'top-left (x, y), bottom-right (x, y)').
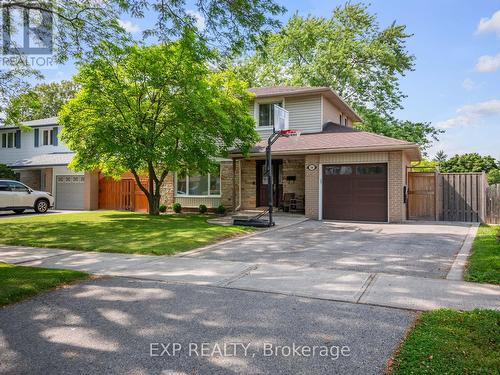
top-left (165, 86), bottom-right (421, 222)
top-left (0, 117), bottom-right (89, 210)
top-left (1, 86), bottom-right (421, 222)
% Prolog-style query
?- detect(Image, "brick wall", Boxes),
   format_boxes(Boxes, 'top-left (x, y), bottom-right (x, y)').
top-left (19, 170), bottom-right (41, 190)
top-left (220, 161), bottom-right (235, 210)
top-left (305, 155), bottom-right (320, 218)
top-left (240, 159), bottom-right (257, 209)
top-left (388, 151), bottom-right (405, 222)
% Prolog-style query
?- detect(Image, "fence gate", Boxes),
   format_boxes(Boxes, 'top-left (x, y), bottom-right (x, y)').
top-left (408, 172), bottom-right (436, 220)
top-left (486, 184), bottom-right (500, 224)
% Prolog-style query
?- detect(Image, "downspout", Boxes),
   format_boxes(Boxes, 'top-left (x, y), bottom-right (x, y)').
top-left (235, 160), bottom-right (242, 211)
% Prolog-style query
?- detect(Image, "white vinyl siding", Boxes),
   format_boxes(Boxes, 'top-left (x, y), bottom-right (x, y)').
top-left (252, 95), bottom-right (322, 139)
top-left (0, 125), bottom-right (69, 165)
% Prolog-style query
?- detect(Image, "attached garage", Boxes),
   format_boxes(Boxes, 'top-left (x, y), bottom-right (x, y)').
top-left (322, 163), bottom-right (388, 222)
top-left (55, 175), bottom-right (85, 210)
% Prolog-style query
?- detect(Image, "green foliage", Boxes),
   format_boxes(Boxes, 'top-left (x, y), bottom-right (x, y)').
top-left (60, 30), bottom-right (259, 215)
top-left (434, 150), bottom-right (447, 164)
top-left (0, 263), bottom-right (88, 307)
top-left (354, 107), bottom-right (442, 154)
top-left (440, 153), bottom-right (498, 173)
top-left (0, 164), bottom-right (15, 179)
top-left (410, 160), bottom-right (437, 172)
top-left (159, 204), bottom-right (167, 213)
top-left (487, 169), bottom-right (500, 185)
top-left (199, 204), bottom-right (208, 214)
top-left (216, 204), bottom-right (227, 215)
top-left (232, 2), bottom-right (441, 151)
top-left (465, 225), bottom-right (500, 284)
top-left (0, 211), bottom-right (254, 255)
top-left (5, 81), bottom-right (79, 125)
top-left (235, 3), bottom-right (414, 114)
top-left (172, 203), bottom-right (182, 214)
top-left (392, 309), bottom-right (500, 374)
top-left (1, 0), bottom-right (284, 126)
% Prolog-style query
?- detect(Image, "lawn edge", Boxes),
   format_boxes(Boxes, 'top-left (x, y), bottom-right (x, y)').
top-left (385, 311), bottom-right (423, 375)
top-left (0, 265), bottom-right (95, 309)
top-left (463, 223), bottom-right (500, 285)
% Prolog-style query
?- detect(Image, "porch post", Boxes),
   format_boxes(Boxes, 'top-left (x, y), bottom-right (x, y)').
top-left (267, 138), bottom-right (274, 227)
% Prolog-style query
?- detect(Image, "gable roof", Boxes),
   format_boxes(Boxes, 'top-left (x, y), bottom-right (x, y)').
top-left (1, 117), bottom-right (58, 129)
top-left (232, 124), bottom-right (421, 160)
top-left (248, 86), bottom-right (362, 122)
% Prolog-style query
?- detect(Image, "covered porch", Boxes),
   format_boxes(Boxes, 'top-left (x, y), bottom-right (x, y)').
top-left (229, 156), bottom-right (306, 213)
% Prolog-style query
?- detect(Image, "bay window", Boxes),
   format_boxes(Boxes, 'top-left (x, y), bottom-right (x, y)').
top-left (176, 167), bottom-right (221, 196)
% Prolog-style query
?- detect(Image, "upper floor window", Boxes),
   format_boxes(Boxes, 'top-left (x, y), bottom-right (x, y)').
top-left (1, 132), bottom-right (16, 148)
top-left (176, 166), bottom-right (221, 197)
top-left (42, 129), bottom-right (54, 146)
top-left (258, 101), bottom-right (282, 127)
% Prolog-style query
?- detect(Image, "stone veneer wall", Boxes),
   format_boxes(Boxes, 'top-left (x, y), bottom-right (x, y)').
top-left (160, 174), bottom-right (175, 208)
top-left (282, 158), bottom-right (305, 198)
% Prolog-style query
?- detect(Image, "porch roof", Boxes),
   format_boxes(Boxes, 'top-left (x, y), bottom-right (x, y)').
top-left (8, 152), bottom-right (74, 168)
top-left (232, 124), bottom-right (421, 160)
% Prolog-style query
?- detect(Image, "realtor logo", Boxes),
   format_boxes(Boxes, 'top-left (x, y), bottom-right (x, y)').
top-left (1, 2), bottom-right (55, 69)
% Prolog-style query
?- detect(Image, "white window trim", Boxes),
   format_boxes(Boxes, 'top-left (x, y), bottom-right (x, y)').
top-left (174, 170), bottom-right (222, 198)
top-left (1, 131), bottom-right (16, 149)
top-left (41, 128), bottom-right (54, 146)
top-left (253, 97), bottom-right (286, 128)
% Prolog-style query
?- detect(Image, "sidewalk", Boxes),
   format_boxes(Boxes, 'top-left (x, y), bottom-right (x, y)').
top-left (1, 245), bottom-right (499, 311)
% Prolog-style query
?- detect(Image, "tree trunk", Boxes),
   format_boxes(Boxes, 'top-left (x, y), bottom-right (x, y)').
top-left (131, 167), bottom-right (168, 216)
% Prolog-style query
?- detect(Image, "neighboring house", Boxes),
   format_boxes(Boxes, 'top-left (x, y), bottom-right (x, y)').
top-left (0, 86), bottom-right (421, 222)
top-left (0, 117), bottom-right (89, 210)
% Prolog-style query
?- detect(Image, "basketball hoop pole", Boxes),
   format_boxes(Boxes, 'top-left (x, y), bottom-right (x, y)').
top-left (265, 132), bottom-right (281, 227)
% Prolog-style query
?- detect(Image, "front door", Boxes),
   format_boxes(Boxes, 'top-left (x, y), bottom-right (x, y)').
top-left (256, 160), bottom-right (283, 207)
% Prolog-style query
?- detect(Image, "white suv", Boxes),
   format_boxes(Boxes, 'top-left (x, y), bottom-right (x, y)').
top-left (0, 180), bottom-right (55, 214)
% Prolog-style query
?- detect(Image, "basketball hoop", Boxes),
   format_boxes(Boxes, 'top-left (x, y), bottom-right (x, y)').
top-left (278, 129), bottom-right (301, 141)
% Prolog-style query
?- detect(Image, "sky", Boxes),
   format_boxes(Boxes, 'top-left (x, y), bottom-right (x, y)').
top-left (41, 1), bottom-right (500, 159)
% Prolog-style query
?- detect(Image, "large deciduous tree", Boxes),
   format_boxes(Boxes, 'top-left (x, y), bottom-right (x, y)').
top-left (5, 81), bottom-right (79, 124)
top-left (59, 31), bottom-right (259, 215)
top-left (1, 0), bottom-right (284, 124)
top-left (232, 2), bottom-right (442, 151)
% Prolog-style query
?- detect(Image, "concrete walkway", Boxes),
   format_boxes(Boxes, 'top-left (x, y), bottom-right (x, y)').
top-left (1, 245), bottom-right (498, 312)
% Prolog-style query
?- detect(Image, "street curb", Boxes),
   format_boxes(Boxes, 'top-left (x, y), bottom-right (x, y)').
top-left (446, 223), bottom-right (479, 281)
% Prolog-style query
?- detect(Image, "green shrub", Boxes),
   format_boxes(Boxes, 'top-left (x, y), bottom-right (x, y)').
top-left (198, 204), bottom-right (208, 214)
top-left (215, 204), bottom-right (226, 215)
top-left (159, 204), bottom-right (167, 213)
top-left (0, 163), bottom-right (15, 179)
top-left (172, 202), bottom-right (182, 213)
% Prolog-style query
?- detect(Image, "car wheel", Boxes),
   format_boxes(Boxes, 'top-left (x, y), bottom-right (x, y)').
top-left (13, 209), bottom-right (25, 214)
top-left (34, 199), bottom-right (49, 213)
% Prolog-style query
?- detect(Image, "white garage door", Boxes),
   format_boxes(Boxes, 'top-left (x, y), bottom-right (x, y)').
top-left (55, 175), bottom-right (85, 210)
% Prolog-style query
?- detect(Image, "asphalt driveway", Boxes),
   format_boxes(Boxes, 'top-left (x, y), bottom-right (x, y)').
top-left (0, 277), bottom-right (414, 375)
top-left (189, 221), bottom-right (471, 278)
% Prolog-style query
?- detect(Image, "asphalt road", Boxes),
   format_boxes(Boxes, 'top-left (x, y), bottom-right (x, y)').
top-left (0, 277), bottom-right (415, 375)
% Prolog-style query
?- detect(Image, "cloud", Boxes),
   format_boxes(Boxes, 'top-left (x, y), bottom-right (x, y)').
top-left (475, 53), bottom-right (500, 72)
top-left (435, 99), bottom-right (500, 129)
top-left (476, 10), bottom-right (500, 37)
top-left (118, 19), bottom-right (141, 33)
top-left (186, 10), bottom-right (206, 31)
top-left (461, 78), bottom-right (477, 90)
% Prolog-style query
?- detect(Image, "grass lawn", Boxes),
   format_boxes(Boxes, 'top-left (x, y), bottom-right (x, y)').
top-left (0, 263), bottom-right (88, 307)
top-left (465, 224), bottom-right (500, 284)
top-left (0, 211), bottom-right (254, 255)
top-left (391, 309), bottom-right (500, 375)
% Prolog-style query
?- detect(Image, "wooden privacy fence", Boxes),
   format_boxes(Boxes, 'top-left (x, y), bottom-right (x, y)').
top-left (408, 172), bottom-right (488, 222)
top-left (486, 184), bottom-right (500, 224)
